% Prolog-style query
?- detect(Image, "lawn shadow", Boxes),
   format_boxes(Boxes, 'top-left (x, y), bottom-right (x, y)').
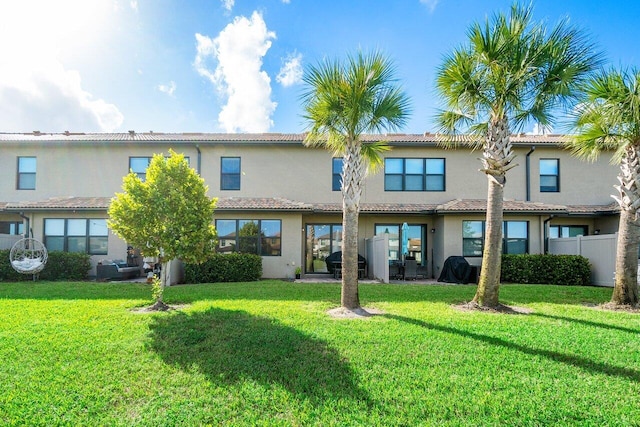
top-left (146, 307), bottom-right (371, 406)
top-left (0, 281), bottom-right (152, 300)
top-left (384, 313), bottom-right (640, 382)
top-left (530, 312), bottom-right (640, 335)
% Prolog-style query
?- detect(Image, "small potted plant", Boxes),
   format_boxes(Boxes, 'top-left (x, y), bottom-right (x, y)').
top-left (294, 266), bottom-right (302, 279)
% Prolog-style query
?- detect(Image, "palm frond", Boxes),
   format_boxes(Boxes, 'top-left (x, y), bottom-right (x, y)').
top-left (360, 140), bottom-right (392, 173)
top-left (435, 1), bottom-right (602, 137)
top-left (568, 67), bottom-right (640, 164)
top-left (301, 49), bottom-right (411, 150)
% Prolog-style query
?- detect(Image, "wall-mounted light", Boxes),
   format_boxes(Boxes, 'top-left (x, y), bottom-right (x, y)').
top-left (594, 229), bottom-right (600, 235)
top-left (431, 228), bottom-right (436, 233)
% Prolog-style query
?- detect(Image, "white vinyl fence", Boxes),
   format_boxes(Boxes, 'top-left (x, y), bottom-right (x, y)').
top-left (0, 234), bottom-right (21, 250)
top-left (548, 233), bottom-right (617, 287)
top-left (365, 234), bottom-right (390, 283)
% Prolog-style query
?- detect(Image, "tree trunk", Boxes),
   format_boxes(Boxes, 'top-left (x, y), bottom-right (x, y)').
top-left (160, 260), bottom-right (171, 298)
top-left (612, 208), bottom-right (640, 306)
top-left (341, 208), bottom-right (360, 309)
top-left (610, 144), bottom-right (640, 306)
top-left (474, 118), bottom-right (513, 308)
top-left (340, 138), bottom-right (364, 310)
top-left (474, 178), bottom-right (504, 307)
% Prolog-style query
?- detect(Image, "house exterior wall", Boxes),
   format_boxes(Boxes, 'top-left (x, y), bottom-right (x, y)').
top-left (214, 211), bottom-right (303, 279)
top-left (0, 140), bottom-right (619, 205)
top-left (19, 210), bottom-right (119, 276)
top-left (0, 133), bottom-right (622, 282)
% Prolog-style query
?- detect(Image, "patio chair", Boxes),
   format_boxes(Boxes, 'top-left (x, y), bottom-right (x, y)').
top-left (416, 265), bottom-right (427, 279)
top-left (389, 263), bottom-right (400, 280)
top-left (403, 259), bottom-right (418, 280)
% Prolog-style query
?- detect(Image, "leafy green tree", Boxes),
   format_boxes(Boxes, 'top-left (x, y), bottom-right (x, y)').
top-left (302, 50), bottom-right (411, 310)
top-left (567, 68), bottom-right (640, 307)
top-left (108, 150), bottom-right (217, 308)
top-left (435, 3), bottom-right (602, 308)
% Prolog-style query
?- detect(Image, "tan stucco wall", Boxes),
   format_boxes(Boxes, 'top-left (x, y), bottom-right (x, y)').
top-left (0, 141), bottom-right (619, 207)
top-left (22, 211), bottom-right (117, 276)
top-left (213, 211), bottom-right (303, 279)
top-left (0, 138), bottom-right (623, 281)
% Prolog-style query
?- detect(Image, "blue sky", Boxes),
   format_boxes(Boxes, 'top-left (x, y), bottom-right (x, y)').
top-left (1, 0), bottom-right (638, 135)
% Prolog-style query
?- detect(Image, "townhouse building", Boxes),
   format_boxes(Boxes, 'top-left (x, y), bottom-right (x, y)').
top-left (0, 131), bottom-right (619, 280)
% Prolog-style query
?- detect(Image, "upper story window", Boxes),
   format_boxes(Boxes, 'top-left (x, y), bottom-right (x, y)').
top-left (540, 159), bottom-right (560, 192)
top-left (332, 158), bottom-right (343, 191)
top-left (221, 157), bottom-right (241, 190)
top-left (462, 220), bottom-right (529, 256)
top-left (129, 156), bottom-right (191, 181)
top-left (17, 156), bottom-right (36, 190)
top-left (216, 219), bottom-right (281, 256)
top-left (384, 158), bottom-right (445, 191)
top-left (44, 218), bottom-right (108, 255)
top-left (129, 157), bottom-right (151, 181)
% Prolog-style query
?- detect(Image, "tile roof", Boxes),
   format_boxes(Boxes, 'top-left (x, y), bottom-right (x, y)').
top-left (565, 203), bottom-right (619, 215)
top-left (436, 199), bottom-right (568, 214)
top-left (0, 196), bottom-right (619, 216)
top-left (313, 203), bottom-right (437, 214)
top-left (0, 131), bottom-right (569, 147)
top-left (5, 197), bottom-right (112, 210)
top-left (215, 197), bottom-right (312, 211)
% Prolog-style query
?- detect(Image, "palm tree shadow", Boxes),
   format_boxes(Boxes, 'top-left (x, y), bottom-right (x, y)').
top-left (146, 307), bottom-right (370, 406)
top-left (384, 313), bottom-right (640, 382)
top-left (531, 312), bottom-right (640, 335)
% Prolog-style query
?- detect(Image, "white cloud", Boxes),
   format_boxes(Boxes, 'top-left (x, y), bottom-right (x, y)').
top-left (157, 81), bottom-right (177, 96)
top-left (0, 1), bottom-right (124, 132)
top-left (420, 0), bottom-right (439, 13)
top-left (0, 59), bottom-right (124, 132)
top-left (281, 0), bottom-right (291, 3)
top-left (276, 52), bottom-right (303, 87)
top-left (130, 0), bottom-right (138, 12)
top-left (194, 11), bottom-right (277, 133)
top-left (221, 0), bottom-right (234, 11)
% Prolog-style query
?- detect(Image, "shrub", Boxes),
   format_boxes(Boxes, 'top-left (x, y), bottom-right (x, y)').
top-left (184, 253), bottom-right (262, 283)
top-left (501, 254), bottom-right (591, 286)
top-left (0, 249), bottom-right (24, 281)
top-left (0, 250), bottom-right (91, 281)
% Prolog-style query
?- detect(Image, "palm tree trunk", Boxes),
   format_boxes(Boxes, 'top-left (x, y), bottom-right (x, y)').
top-left (611, 145), bottom-right (640, 306)
top-left (341, 208), bottom-right (360, 309)
top-left (612, 206), bottom-right (640, 306)
top-left (340, 139), bottom-right (364, 310)
top-left (474, 178), bottom-right (504, 307)
top-left (474, 118), bottom-right (513, 308)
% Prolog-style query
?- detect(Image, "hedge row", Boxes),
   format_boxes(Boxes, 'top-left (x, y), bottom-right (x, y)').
top-left (0, 250), bottom-right (91, 281)
top-left (184, 253), bottom-right (262, 283)
top-left (501, 254), bottom-right (591, 286)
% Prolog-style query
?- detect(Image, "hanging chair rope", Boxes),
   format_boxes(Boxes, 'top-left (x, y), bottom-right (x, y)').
top-left (9, 238), bottom-right (48, 275)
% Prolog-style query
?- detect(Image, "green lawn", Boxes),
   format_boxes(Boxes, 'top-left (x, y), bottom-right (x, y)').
top-left (1, 280), bottom-right (639, 426)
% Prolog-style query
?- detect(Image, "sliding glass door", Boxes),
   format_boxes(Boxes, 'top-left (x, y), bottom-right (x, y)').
top-left (305, 224), bottom-right (342, 273)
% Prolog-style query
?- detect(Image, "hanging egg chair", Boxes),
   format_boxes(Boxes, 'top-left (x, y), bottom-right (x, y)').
top-left (10, 238), bottom-right (48, 275)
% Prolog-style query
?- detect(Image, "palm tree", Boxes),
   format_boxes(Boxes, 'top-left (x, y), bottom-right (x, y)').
top-left (301, 50), bottom-right (411, 310)
top-left (435, 3), bottom-right (602, 308)
top-left (567, 68), bottom-right (640, 307)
